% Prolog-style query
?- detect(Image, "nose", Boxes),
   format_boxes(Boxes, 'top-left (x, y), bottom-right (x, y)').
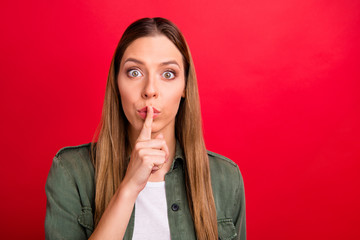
top-left (141, 74), bottom-right (158, 99)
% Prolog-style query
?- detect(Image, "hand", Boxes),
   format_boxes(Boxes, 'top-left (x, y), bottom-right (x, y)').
top-left (122, 106), bottom-right (169, 193)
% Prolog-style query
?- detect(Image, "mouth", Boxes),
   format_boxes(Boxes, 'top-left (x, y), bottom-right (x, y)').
top-left (137, 106), bottom-right (160, 119)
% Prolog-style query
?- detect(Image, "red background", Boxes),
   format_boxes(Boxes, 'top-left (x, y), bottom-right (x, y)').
top-left (1, 0), bottom-right (359, 239)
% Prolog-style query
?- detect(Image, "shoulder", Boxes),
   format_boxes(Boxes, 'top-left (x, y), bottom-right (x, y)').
top-left (207, 150), bottom-right (243, 180)
top-left (55, 142), bottom-right (92, 162)
top-left (207, 150), bottom-right (238, 167)
top-left (46, 142), bottom-right (95, 203)
top-left (54, 142), bottom-right (94, 173)
top-left (45, 143), bottom-right (95, 238)
top-left (48, 142), bottom-right (95, 188)
top-left (206, 149), bottom-right (245, 198)
top-left (206, 149), bottom-right (244, 191)
top-left (206, 150), bottom-right (245, 222)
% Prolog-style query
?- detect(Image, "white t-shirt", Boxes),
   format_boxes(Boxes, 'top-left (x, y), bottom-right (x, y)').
top-left (132, 181), bottom-right (171, 240)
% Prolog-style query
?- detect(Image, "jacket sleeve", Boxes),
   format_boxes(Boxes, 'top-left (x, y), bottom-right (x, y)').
top-left (234, 166), bottom-right (246, 240)
top-left (45, 155), bottom-right (89, 240)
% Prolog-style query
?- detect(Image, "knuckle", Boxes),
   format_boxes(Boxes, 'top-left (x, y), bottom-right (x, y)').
top-left (138, 148), bottom-right (146, 156)
top-left (134, 143), bottom-right (141, 151)
top-left (159, 139), bottom-right (166, 146)
top-left (142, 155), bottom-right (150, 163)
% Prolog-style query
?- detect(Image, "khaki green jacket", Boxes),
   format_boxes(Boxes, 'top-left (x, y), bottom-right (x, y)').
top-left (45, 141), bottom-right (246, 240)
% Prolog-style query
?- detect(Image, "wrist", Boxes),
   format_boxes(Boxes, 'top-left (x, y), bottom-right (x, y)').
top-left (117, 180), bottom-right (141, 201)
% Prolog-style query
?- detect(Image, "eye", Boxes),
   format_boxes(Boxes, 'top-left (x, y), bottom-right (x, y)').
top-left (162, 70), bottom-right (176, 80)
top-left (127, 69), bottom-right (143, 78)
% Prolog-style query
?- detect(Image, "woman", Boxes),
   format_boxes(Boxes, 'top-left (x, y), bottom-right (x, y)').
top-left (45, 17), bottom-right (246, 240)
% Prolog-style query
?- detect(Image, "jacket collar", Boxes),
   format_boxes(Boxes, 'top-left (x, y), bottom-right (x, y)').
top-left (169, 139), bottom-right (185, 172)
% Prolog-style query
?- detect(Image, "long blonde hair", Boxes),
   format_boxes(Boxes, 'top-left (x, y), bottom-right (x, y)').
top-left (90, 17), bottom-right (218, 239)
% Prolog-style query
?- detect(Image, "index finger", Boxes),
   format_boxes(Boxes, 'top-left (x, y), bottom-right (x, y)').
top-left (138, 106), bottom-right (153, 140)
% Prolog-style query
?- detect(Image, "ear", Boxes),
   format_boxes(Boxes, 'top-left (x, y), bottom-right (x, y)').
top-left (181, 88), bottom-right (186, 98)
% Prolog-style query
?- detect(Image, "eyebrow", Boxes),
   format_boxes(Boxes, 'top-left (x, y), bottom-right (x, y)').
top-left (123, 57), bottom-right (180, 68)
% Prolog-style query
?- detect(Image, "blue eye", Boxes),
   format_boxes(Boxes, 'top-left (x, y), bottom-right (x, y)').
top-left (128, 69), bottom-right (142, 78)
top-left (162, 70), bottom-right (176, 79)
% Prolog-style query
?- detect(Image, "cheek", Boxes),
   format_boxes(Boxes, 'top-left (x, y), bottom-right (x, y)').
top-left (164, 87), bottom-right (184, 114)
top-left (118, 81), bottom-right (135, 106)
top-left (118, 87), bottom-right (135, 119)
top-left (120, 93), bottom-right (135, 114)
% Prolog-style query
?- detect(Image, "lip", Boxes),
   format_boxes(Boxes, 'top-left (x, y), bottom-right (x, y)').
top-left (137, 106), bottom-right (160, 119)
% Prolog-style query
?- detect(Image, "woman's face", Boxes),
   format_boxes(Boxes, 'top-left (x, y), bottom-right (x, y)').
top-left (118, 35), bottom-right (186, 138)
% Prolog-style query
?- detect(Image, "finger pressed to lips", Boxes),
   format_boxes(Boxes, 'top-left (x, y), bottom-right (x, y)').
top-left (134, 105), bottom-right (170, 174)
top-left (138, 107), bottom-right (160, 120)
top-left (138, 106), bottom-right (153, 141)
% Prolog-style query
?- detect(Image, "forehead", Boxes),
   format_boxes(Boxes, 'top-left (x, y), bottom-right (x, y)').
top-left (121, 35), bottom-right (184, 68)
